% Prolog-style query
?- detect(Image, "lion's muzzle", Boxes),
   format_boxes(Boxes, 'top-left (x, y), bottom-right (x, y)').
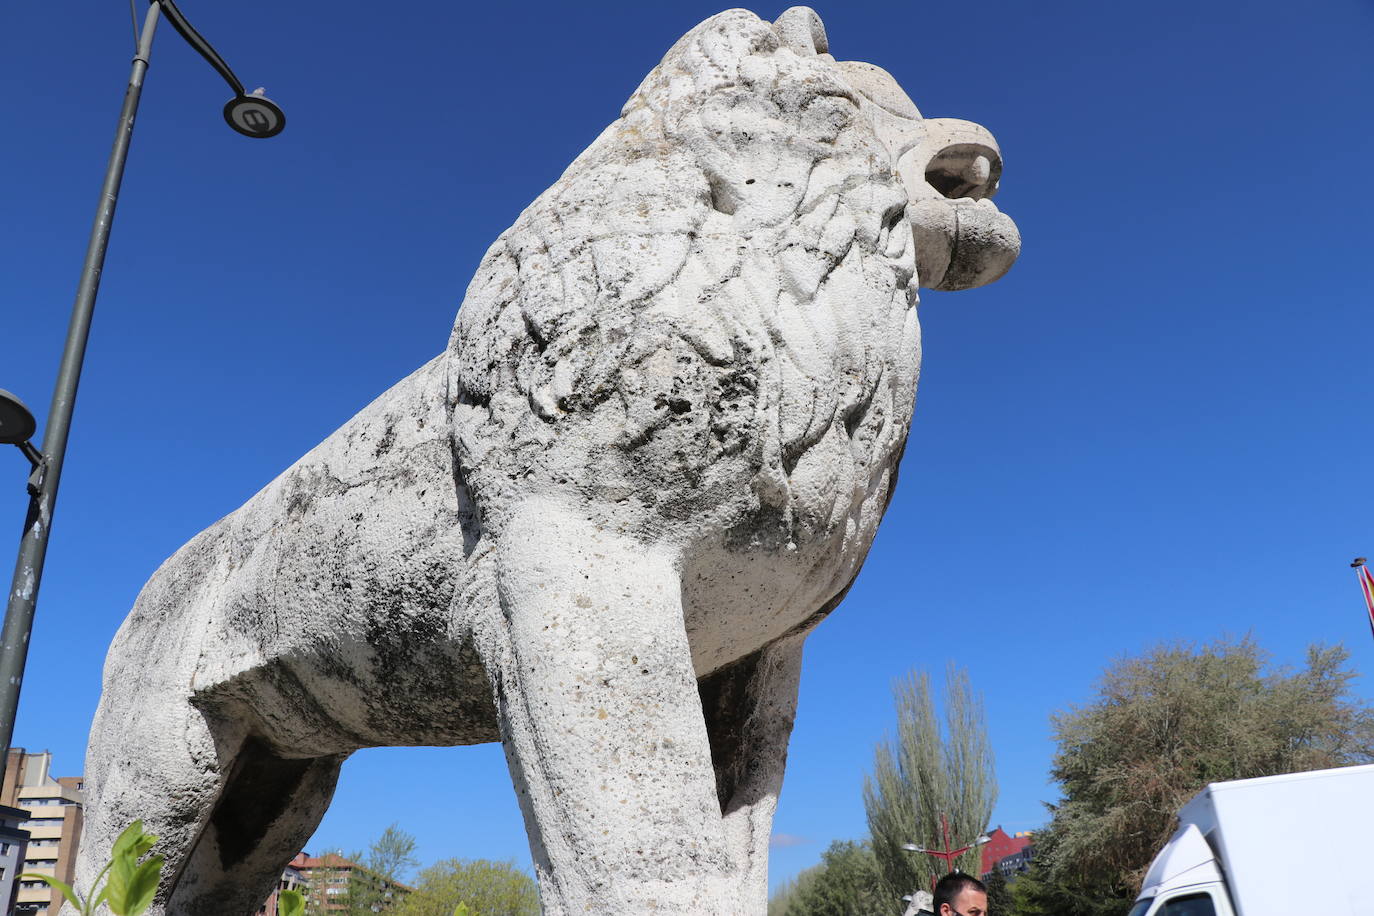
top-left (898, 118), bottom-right (1022, 291)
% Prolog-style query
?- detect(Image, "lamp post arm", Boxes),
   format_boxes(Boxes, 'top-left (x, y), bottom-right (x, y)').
top-left (0, 0), bottom-right (162, 786)
top-left (17, 443), bottom-right (45, 497)
top-left (16, 443), bottom-right (42, 474)
top-left (158, 0), bottom-right (247, 97)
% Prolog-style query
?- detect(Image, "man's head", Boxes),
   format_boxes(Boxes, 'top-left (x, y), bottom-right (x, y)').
top-left (934, 873), bottom-right (989, 916)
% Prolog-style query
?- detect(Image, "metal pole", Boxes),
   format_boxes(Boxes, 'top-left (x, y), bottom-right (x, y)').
top-left (0, 1), bottom-right (162, 785)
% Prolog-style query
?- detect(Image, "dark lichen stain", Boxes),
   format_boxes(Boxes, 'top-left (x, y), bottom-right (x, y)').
top-left (374, 419), bottom-right (398, 458)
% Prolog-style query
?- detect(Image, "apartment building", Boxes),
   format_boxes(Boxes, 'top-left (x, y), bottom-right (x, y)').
top-left (257, 861), bottom-right (309, 916)
top-left (0, 804), bottom-right (31, 915)
top-left (1, 750), bottom-right (84, 916)
top-left (292, 852), bottom-right (410, 913)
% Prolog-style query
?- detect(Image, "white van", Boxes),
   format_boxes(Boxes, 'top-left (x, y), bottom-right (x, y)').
top-left (1130, 763), bottom-right (1374, 916)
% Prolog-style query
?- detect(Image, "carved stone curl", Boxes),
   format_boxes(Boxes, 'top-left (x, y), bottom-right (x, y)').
top-left (78, 8), bottom-right (1019, 914)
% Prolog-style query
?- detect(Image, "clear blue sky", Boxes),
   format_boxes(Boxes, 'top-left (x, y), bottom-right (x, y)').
top-left (3, 0), bottom-right (1373, 894)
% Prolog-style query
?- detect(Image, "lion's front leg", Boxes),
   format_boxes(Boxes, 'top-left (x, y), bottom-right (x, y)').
top-left (484, 500), bottom-right (738, 915)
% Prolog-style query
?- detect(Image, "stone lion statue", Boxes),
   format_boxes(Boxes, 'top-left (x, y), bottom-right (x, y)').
top-left (78, 8), bottom-right (1019, 914)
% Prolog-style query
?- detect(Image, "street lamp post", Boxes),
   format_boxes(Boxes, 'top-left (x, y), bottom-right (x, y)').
top-left (903, 812), bottom-right (992, 889)
top-left (1, 0), bottom-right (283, 785)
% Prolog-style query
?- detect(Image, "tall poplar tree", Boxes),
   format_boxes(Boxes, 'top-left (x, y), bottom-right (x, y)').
top-left (863, 665), bottom-right (997, 905)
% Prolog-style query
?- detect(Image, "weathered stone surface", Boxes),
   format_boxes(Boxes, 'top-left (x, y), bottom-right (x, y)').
top-left (903, 889), bottom-right (935, 915)
top-left (78, 8), bottom-right (1018, 915)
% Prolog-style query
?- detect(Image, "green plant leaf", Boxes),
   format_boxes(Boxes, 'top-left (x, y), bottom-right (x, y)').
top-left (278, 888), bottom-right (305, 916)
top-left (106, 850), bottom-right (135, 912)
top-left (91, 883), bottom-right (110, 916)
top-left (89, 859), bottom-right (114, 896)
top-left (111, 820), bottom-right (158, 861)
top-left (454, 904), bottom-right (472, 916)
top-left (20, 872), bottom-right (84, 914)
top-left (132, 833), bottom-right (158, 858)
top-left (121, 856), bottom-right (164, 916)
top-left (105, 821), bottom-right (162, 915)
top-left (110, 821), bottom-right (142, 858)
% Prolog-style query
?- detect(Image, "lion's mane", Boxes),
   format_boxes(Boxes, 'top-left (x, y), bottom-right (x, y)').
top-left (448, 10), bottom-right (920, 560)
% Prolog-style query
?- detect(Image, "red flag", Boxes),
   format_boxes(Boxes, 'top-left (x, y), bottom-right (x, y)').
top-left (1357, 564), bottom-right (1374, 640)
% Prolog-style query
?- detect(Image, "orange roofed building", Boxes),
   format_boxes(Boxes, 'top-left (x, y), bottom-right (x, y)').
top-left (291, 851), bottom-right (411, 912)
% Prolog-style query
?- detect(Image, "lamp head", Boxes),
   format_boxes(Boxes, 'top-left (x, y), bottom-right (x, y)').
top-left (224, 94), bottom-right (285, 138)
top-left (902, 843), bottom-right (927, 853)
top-left (0, 390), bottom-right (36, 445)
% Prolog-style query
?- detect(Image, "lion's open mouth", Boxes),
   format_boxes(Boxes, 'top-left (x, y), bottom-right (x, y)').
top-left (882, 118), bottom-right (1021, 291)
top-left (924, 143), bottom-right (1001, 201)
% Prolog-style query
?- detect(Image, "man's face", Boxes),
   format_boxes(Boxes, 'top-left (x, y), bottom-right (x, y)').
top-left (941, 888), bottom-right (989, 916)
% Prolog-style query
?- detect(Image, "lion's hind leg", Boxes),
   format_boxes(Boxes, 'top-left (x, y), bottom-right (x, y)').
top-left (80, 676), bottom-right (346, 916)
top-left (162, 729), bottom-right (346, 916)
top-left (698, 633), bottom-right (806, 915)
top-left (78, 353), bottom-right (472, 914)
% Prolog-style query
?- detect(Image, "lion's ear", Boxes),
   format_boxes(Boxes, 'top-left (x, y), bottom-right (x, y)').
top-left (773, 7), bottom-right (828, 56)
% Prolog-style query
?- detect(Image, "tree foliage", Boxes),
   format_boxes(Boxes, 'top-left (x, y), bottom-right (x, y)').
top-left (863, 665), bottom-right (997, 904)
top-left (777, 840), bottom-right (887, 916)
top-left (364, 824), bottom-right (420, 883)
top-left (1009, 846), bottom-right (1124, 916)
top-left (768, 863), bottom-right (824, 916)
top-left (982, 870), bottom-right (1012, 916)
top-left (1022, 637), bottom-right (1374, 914)
top-left (389, 858), bottom-right (539, 916)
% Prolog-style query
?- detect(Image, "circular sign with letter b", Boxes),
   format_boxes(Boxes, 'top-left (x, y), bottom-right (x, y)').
top-left (224, 96), bottom-right (286, 138)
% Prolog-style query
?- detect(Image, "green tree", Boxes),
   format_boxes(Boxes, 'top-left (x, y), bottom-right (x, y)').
top-left (982, 870), bottom-right (1012, 916)
top-left (390, 859), bottom-right (539, 916)
top-left (1009, 848), bottom-right (1120, 916)
top-left (365, 824), bottom-right (420, 884)
top-left (863, 665), bottom-right (997, 905)
top-left (768, 863), bottom-right (823, 916)
top-left (781, 840), bottom-right (887, 916)
top-left (1022, 637), bottom-right (1374, 915)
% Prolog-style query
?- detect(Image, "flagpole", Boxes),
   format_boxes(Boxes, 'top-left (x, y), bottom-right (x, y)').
top-left (1351, 558), bottom-right (1374, 640)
